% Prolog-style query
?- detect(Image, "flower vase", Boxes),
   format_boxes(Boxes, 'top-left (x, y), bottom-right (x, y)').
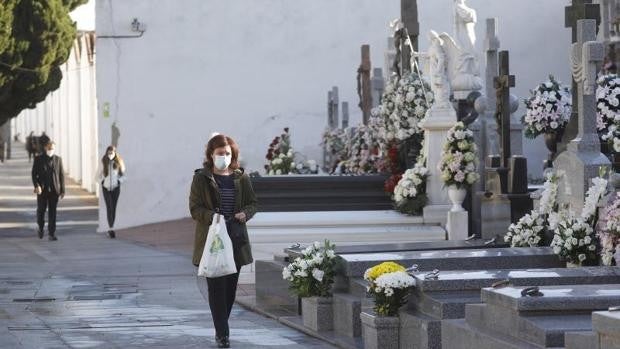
top-left (301, 297), bottom-right (333, 332)
top-left (543, 131), bottom-right (562, 169)
top-left (360, 311), bottom-right (400, 349)
top-left (448, 185), bottom-right (467, 212)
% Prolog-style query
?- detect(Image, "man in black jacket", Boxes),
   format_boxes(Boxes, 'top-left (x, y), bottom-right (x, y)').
top-left (31, 140), bottom-right (65, 241)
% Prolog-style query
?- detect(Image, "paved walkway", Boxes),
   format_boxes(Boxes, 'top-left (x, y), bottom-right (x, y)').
top-left (0, 143), bottom-right (333, 349)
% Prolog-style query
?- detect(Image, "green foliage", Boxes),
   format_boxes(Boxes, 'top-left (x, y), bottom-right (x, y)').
top-left (0, 0), bottom-right (87, 126)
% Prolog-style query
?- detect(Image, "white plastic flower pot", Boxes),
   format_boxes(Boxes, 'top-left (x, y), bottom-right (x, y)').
top-left (448, 185), bottom-right (467, 212)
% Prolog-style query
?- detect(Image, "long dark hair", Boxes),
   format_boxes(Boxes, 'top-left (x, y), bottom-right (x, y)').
top-left (204, 134), bottom-right (240, 171)
top-left (102, 145), bottom-right (125, 176)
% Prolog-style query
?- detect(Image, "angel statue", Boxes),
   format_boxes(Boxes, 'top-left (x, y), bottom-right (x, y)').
top-left (453, 0), bottom-right (477, 56)
top-left (428, 30), bottom-right (451, 108)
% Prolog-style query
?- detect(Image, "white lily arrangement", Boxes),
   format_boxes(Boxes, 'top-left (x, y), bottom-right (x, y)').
top-left (596, 74), bottom-right (620, 152)
top-left (282, 240), bottom-right (337, 298)
top-left (522, 75), bottom-right (572, 138)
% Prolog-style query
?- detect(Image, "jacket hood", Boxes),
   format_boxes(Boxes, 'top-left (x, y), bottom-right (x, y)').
top-left (195, 167), bottom-right (245, 178)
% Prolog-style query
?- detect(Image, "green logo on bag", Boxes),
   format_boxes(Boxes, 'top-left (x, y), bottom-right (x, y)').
top-left (210, 235), bottom-right (224, 253)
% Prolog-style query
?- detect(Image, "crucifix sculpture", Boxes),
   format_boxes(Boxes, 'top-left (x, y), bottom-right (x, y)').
top-left (494, 51), bottom-right (515, 169)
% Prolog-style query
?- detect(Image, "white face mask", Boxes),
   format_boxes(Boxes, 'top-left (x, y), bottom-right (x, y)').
top-left (107, 153), bottom-right (115, 160)
top-left (46, 150), bottom-right (55, 157)
top-left (213, 155), bottom-right (232, 170)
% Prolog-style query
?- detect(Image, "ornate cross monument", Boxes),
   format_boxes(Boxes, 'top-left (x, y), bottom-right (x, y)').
top-left (559, 0), bottom-right (601, 155)
top-left (555, 19), bottom-right (610, 213)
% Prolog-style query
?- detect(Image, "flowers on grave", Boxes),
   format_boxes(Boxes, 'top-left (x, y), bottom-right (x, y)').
top-left (596, 74), bottom-right (620, 151)
top-left (364, 261), bottom-right (415, 316)
top-left (438, 122), bottom-right (479, 189)
top-left (550, 212), bottom-right (598, 266)
top-left (392, 159), bottom-right (429, 216)
top-left (550, 172), bottom-right (608, 265)
top-left (522, 75), bottom-right (572, 139)
top-left (505, 211), bottom-right (545, 247)
top-left (600, 193), bottom-right (620, 266)
top-left (505, 172), bottom-right (561, 247)
top-left (282, 240), bottom-right (337, 298)
top-left (375, 73), bottom-right (434, 142)
top-left (339, 124), bottom-right (382, 175)
top-left (265, 128), bottom-right (318, 175)
top-left (321, 128), bottom-right (347, 171)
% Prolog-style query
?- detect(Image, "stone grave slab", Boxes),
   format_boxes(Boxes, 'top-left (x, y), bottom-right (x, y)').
top-left (400, 267), bottom-right (620, 349)
top-left (592, 310), bottom-right (620, 349)
top-left (443, 284), bottom-right (620, 349)
top-left (285, 238), bottom-right (508, 258)
top-left (338, 247), bottom-right (562, 278)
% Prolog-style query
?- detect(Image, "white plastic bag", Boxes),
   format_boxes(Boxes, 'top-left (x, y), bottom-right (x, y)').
top-left (197, 214), bottom-right (237, 278)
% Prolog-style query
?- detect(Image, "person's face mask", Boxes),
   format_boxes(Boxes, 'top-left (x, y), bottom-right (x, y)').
top-left (213, 155), bottom-right (232, 170)
top-left (46, 149), bottom-right (55, 157)
top-left (107, 152), bottom-right (115, 160)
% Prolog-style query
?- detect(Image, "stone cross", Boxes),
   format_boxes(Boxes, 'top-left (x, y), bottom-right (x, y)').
top-left (494, 51), bottom-right (515, 169)
top-left (561, 0), bottom-right (601, 154)
top-left (371, 68), bottom-right (385, 108)
top-left (401, 0), bottom-right (419, 74)
top-left (342, 101), bottom-right (349, 129)
top-left (327, 86), bottom-right (339, 130)
top-left (357, 45), bottom-right (372, 125)
top-left (555, 19), bottom-right (610, 213)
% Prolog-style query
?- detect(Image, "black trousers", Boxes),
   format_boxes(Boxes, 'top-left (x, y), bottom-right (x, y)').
top-left (206, 270), bottom-right (240, 338)
top-left (37, 191), bottom-right (59, 235)
top-left (102, 185), bottom-right (120, 229)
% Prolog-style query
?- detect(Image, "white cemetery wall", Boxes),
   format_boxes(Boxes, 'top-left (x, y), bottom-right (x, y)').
top-left (12, 33), bottom-right (99, 194)
top-left (96, 0), bottom-right (570, 230)
top-left (95, 0), bottom-right (401, 229)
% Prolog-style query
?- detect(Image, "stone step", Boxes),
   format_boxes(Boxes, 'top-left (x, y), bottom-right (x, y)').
top-left (338, 247), bottom-right (562, 277)
top-left (592, 311), bottom-right (620, 349)
top-left (399, 309), bottom-right (443, 349)
top-left (333, 292), bottom-right (362, 338)
top-left (465, 303), bottom-right (592, 347)
top-left (481, 284), bottom-right (620, 313)
top-left (565, 331), bottom-right (598, 349)
top-left (442, 318), bottom-right (558, 349)
top-left (255, 259), bottom-right (297, 311)
top-left (410, 289), bottom-right (481, 319)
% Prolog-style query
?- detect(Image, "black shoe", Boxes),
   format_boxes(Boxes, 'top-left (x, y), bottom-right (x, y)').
top-left (216, 336), bottom-right (230, 348)
top-left (108, 230), bottom-right (116, 239)
top-left (48, 234), bottom-right (57, 241)
top-left (37, 229), bottom-right (44, 239)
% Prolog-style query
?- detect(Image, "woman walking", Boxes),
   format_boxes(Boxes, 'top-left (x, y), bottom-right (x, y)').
top-left (100, 146), bottom-right (125, 238)
top-left (189, 134), bottom-right (257, 348)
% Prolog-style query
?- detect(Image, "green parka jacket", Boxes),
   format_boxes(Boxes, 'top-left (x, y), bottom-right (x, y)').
top-left (189, 167), bottom-right (257, 267)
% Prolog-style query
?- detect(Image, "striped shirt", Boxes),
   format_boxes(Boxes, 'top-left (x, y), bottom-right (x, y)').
top-left (213, 174), bottom-right (235, 220)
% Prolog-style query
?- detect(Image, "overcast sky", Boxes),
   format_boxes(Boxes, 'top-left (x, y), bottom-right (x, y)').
top-left (70, 0), bottom-right (95, 30)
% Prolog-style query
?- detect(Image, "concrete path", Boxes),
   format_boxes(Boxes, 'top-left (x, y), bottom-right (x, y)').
top-left (0, 143), bottom-right (334, 349)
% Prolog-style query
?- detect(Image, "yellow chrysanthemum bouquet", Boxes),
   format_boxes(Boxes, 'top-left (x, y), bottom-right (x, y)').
top-left (364, 261), bottom-right (415, 316)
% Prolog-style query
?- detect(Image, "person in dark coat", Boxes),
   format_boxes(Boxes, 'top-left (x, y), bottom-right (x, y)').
top-left (31, 140), bottom-right (65, 241)
top-left (189, 134), bottom-right (257, 348)
top-left (25, 132), bottom-right (36, 162)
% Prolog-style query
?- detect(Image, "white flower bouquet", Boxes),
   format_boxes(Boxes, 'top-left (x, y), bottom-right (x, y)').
top-left (393, 160), bottom-right (429, 215)
top-left (282, 240), bottom-right (337, 297)
top-left (364, 262), bottom-right (415, 316)
top-left (596, 74), bottom-right (620, 152)
top-left (505, 172), bottom-right (561, 247)
top-left (600, 193), bottom-right (620, 266)
top-left (339, 124), bottom-right (382, 175)
top-left (290, 159), bottom-right (319, 175)
top-left (522, 75), bottom-right (572, 139)
top-left (265, 127), bottom-right (318, 175)
top-left (438, 122), bottom-right (479, 189)
top-left (551, 213), bottom-right (597, 265)
top-left (321, 128), bottom-right (347, 171)
top-left (376, 73), bottom-right (433, 142)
